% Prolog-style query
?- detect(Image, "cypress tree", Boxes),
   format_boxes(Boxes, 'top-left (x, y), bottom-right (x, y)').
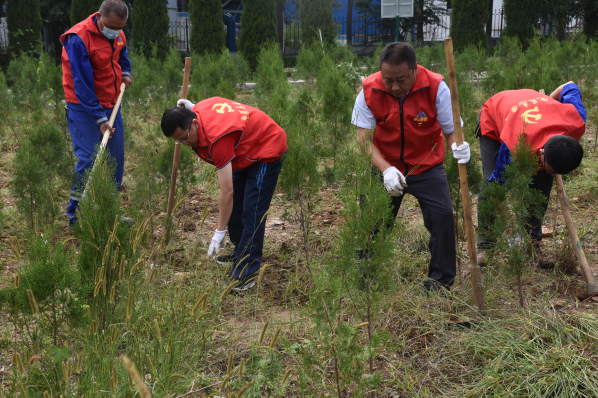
top-left (239, 0), bottom-right (277, 71)
top-left (71, 0), bottom-right (103, 26)
top-left (449, 0), bottom-right (487, 53)
top-left (189, 0), bottom-right (225, 55)
top-left (502, 0), bottom-right (542, 47)
top-left (299, 0), bottom-right (336, 46)
top-left (582, 0), bottom-right (598, 38)
top-left (6, 0), bottom-right (43, 57)
top-left (131, 0), bottom-right (170, 59)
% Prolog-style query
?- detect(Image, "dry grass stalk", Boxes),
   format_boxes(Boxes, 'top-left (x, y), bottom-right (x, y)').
top-left (26, 289), bottom-right (39, 315)
top-left (130, 258), bottom-right (144, 276)
top-left (146, 354), bottom-right (156, 375)
top-left (220, 280), bottom-right (239, 302)
top-left (280, 369), bottom-right (292, 387)
top-left (93, 280), bottom-right (103, 298)
top-left (17, 382), bottom-right (29, 398)
top-left (257, 264), bottom-right (269, 287)
top-left (258, 321), bottom-right (270, 345)
top-left (236, 381), bottom-right (254, 397)
top-left (149, 268), bottom-right (157, 284)
top-left (121, 355), bottom-right (151, 397)
top-left (269, 327), bottom-right (281, 349)
top-left (14, 274), bottom-right (19, 288)
top-left (14, 352), bottom-right (25, 376)
top-left (153, 319), bottom-right (162, 343)
top-left (86, 241), bottom-right (100, 251)
top-left (195, 312), bottom-right (211, 321)
top-left (238, 358), bottom-right (244, 379)
top-left (219, 375), bottom-right (230, 391)
top-left (110, 282), bottom-right (116, 304)
top-left (227, 352), bottom-right (234, 377)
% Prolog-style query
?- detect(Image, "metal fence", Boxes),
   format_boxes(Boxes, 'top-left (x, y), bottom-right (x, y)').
top-left (0, 11), bottom-right (586, 56)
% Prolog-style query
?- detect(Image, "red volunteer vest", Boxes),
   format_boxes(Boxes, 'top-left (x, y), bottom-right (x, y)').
top-left (60, 12), bottom-right (126, 108)
top-left (191, 98), bottom-right (287, 170)
top-left (363, 65), bottom-right (445, 176)
top-left (480, 89), bottom-right (585, 153)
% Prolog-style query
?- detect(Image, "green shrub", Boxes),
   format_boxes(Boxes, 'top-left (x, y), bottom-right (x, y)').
top-left (449, 0), bottom-right (486, 53)
top-left (502, 0), bottom-right (543, 48)
top-left (478, 131), bottom-right (546, 308)
top-left (282, 55), bottom-right (297, 68)
top-left (239, 0), bottom-right (277, 70)
top-left (299, 0), bottom-right (337, 46)
top-left (254, 43), bottom-right (290, 121)
top-left (188, 49), bottom-right (249, 100)
top-left (6, 0), bottom-right (42, 57)
top-left (189, 0), bottom-right (225, 55)
top-left (10, 123), bottom-right (72, 231)
top-left (296, 41), bottom-right (322, 82)
top-left (131, 0), bottom-right (170, 59)
top-left (70, 0), bottom-right (102, 25)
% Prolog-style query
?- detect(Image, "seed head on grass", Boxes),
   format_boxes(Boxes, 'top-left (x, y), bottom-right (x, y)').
top-left (146, 354), bottom-right (156, 375)
top-left (121, 355), bottom-right (151, 398)
top-left (170, 373), bottom-right (188, 380)
top-left (258, 320), bottom-right (270, 345)
top-left (269, 327), bottom-right (281, 349)
top-left (18, 382), bottom-right (29, 398)
top-left (280, 369), bottom-right (292, 387)
top-left (14, 352), bottom-right (25, 376)
top-left (26, 289), bottom-right (39, 315)
top-left (153, 319), bottom-right (162, 343)
top-left (236, 381), bottom-right (254, 397)
top-left (238, 358), bottom-right (245, 379)
top-left (220, 280), bottom-right (239, 302)
top-left (227, 352), bottom-right (234, 377)
top-left (14, 274), bottom-right (19, 288)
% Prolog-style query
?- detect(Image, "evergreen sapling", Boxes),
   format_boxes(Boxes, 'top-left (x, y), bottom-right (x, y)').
top-left (478, 129), bottom-right (547, 308)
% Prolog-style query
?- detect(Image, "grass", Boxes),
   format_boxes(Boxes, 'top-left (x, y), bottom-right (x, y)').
top-left (1, 38), bottom-right (598, 397)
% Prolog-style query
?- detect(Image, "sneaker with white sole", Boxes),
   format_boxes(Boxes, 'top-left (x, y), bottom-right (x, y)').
top-left (232, 279), bottom-right (256, 292)
top-left (216, 253), bottom-right (235, 265)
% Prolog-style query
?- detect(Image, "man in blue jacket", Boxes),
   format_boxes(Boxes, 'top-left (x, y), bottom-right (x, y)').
top-left (60, 0), bottom-right (131, 229)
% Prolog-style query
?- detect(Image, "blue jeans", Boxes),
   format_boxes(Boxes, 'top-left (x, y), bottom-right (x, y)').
top-left (228, 157), bottom-right (284, 281)
top-left (66, 104), bottom-right (124, 219)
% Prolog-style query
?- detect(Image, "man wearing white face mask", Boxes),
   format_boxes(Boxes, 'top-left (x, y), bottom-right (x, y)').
top-left (60, 0), bottom-right (132, 230)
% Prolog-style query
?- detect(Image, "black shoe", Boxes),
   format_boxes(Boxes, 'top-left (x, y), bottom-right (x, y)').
top-left (216, 252), bottom-right (235, 266)
top-left (424, 280), bottom-right (451, 295)
top-left (232, 278), bottom-right (256, 292)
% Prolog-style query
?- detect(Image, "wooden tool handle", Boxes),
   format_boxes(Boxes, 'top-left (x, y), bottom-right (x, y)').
top-left (444, 37), bottom-right (486, 311)
top-left (555, 174), bottom-right (598, 295)
top-left (167, 57), bottom-right (192, 217)
top-left (100, 82), bottom-right (127, 150)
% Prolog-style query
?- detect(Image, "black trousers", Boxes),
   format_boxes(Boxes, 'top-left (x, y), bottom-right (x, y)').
top-left (477, 135), bottom-right (554, 249)
top-left (364, 164), bottom-right (456, 287)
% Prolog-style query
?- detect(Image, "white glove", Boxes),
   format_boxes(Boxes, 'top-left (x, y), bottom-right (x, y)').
top-left (382, 166), bottom-right (406, 197)
top-left (451, 141), bottom-right (470, 164)
top-left (207, 229), bottom-right (226, 257)
top-left (177, 99), bottom-right (195, 110)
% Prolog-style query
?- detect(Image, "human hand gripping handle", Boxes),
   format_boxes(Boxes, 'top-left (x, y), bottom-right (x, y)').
top-left (382, 166), bottom-right (406, 196)
top-left (177, 99), bottom-right (195, 109)
top-left (451, 141), bottom-right (470, 164)
top-left (208, 229), bottom-right (226, 257)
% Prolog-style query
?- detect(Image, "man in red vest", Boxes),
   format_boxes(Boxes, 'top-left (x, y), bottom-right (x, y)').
top-left (476, 82), bottom-right (586, 268)
top-left (61, 0), bottom-right (132, 230)
top-left (161, 98), bottom-right (287, 292)
top-left (353, 42), bottom-right (469, 292)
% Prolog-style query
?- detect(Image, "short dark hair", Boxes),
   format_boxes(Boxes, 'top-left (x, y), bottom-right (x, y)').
top-left (99, 0), bottom-right (129, 20)
top-left (161, 107), bottom-right (196, 138)
top-left (544, 135), bottom-right (583, 174)
top-left (379, 42), bottom-right (417, 70)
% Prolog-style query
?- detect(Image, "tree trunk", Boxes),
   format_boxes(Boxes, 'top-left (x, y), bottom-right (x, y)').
top-left (277, 0), bottom-right (284, 53)
top-left (416, 0), bottom-right (424, 43)
top-left (347, 0), bottom-right (353, 47)
top-left (486, 0), bottom-right (494, 46)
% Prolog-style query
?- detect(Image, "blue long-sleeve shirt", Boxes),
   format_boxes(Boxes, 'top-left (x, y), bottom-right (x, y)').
top-left (489, 83), bottom-right (586, 183)
top-left (64, 15), bottom-right (131, 126)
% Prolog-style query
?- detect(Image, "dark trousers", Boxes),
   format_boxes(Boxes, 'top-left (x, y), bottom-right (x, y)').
top-left (366, 164), bottom-right (456, 287)
top-left (477, 135), bottom-right (554, 248)
top-left (66, 104), bottom-right (124, 219)
top-left (228, 157), bottom-right (283, 281)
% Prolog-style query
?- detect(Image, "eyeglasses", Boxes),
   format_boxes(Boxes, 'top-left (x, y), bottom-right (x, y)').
top-left (175, 122), bottom-right (192, 145)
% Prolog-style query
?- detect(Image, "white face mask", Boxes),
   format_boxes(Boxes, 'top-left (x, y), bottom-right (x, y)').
top-left (102, 26), bottom-right (122, 40)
